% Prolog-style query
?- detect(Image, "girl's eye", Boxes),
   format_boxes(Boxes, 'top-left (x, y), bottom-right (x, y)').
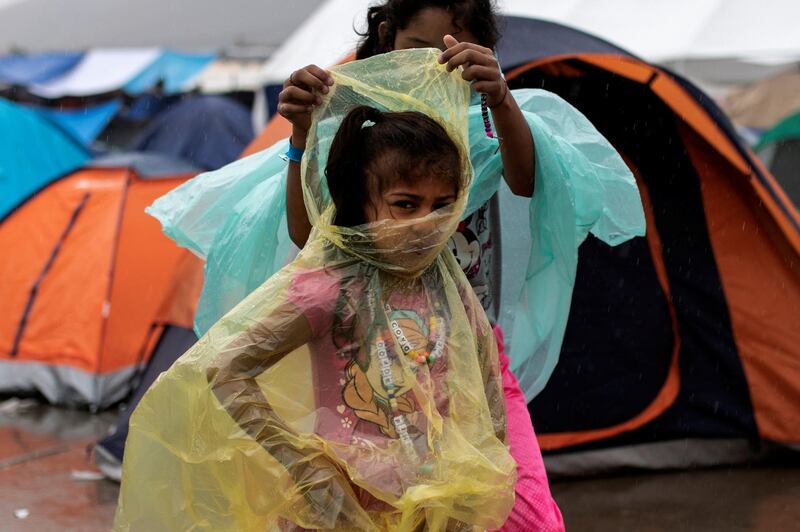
top-left (393, 201), bottom-right (416, 210)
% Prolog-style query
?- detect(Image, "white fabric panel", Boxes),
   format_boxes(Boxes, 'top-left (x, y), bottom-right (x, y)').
top-left (32, 48), bottom-right (160, 98)
top-left (0, 0), bottom-right (323, 53)
top-left (691, 0), bottom-right (800, 58)
top-left (256, 0), bottom-right (800, 87)
top-left (500, 0), bottom-right (722, 60)
top-left (258, 0), bottom-right (371, 85)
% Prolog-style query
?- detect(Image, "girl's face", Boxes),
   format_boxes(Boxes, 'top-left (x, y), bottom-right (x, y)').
top-left (364, 156), bottom-right (458, 223)
top-left (381, 7), bottom-right (479, 52)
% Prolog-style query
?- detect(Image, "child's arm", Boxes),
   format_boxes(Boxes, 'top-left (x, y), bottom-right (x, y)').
top-left (206, 302), bottom-right (367, 529)
top-left (439, 35), bottom-right (535, 198)
top-left (277, 65), bottom-right (333, 247)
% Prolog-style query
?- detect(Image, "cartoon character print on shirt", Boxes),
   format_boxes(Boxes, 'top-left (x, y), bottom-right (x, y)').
top-left (449, 226), bottom-right (481, 278)
top-left (342, 309), bottom-right (430, 439)
top-left (449, 205), bottom-right (493, 311)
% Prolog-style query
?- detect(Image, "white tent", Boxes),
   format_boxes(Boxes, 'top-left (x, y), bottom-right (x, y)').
top-left (258, 0), bottom-right (800, 86)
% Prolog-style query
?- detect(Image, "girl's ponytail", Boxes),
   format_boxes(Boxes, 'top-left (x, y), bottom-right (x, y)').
top-left (326, 105), bottom-right (383, 227)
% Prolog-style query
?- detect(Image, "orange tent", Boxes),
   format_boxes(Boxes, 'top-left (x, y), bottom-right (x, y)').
top-left (0, 153), bottom-right (203, 408)
top-left (244, 18), bottom-right (800, 474)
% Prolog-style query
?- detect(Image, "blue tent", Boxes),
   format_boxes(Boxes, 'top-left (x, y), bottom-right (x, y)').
top-left (0, 52), bottom-right (83, 85)
top-left (0, 98), bottom-right (90, 220)
top-left (29, 99), bottom-right (122, 146)
top-left (130, 95), bottom-right (253, 170)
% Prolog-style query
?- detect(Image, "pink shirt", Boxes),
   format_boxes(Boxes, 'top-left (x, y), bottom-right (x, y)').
top-left (289, 267), bottom-right (563, 531)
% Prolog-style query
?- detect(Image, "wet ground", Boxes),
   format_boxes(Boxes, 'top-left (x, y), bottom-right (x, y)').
top-left (1, 400), bottom-right (799, 531)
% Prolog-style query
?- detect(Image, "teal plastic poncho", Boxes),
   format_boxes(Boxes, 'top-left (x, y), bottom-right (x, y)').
top-left (147, 50), bottom-right (645, 399)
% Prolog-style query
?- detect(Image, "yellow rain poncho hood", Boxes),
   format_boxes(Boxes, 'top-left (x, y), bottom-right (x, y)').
top-left (115, 49), bottom-right (516, 532)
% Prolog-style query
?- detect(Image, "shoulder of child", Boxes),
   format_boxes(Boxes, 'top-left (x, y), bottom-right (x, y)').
top-left (288, 266), bottom-right (343, 337)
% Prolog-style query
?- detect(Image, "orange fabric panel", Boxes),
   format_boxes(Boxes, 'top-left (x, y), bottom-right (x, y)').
top-left (572, 55), bottom-right (751, 176)
top-left (538, 160), bottom-right (682, 451)
top-left (684, 124), bottom-right (800, 444)
top-left (242, 114), bottom-right (291, 156)
top-left (746, 150), bottom-right (800, 254)
top-left (508, 55), bottom-right (752, 177)
top-left (1, 170), bottom-right (126, 371)
top-left (0, 178), bottom-right (88, 357)
top-left (99, 176), bottom-right (193, 374)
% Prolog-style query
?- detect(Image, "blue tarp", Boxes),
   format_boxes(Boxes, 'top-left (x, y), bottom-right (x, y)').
top-left (124, 51), bottom-right (215, 95)
top-left (131, 96), bottom-right (253, 170)
top-left (0, 52), bottom-right (83, 85)
top-left (0, 98), bottom-right (91, 221)
top-left (29, 99), bottom-right (122, 145)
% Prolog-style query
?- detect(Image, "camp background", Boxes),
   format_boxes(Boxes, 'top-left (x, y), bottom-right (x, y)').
top-left (0, 0), bottom-right (799, 530)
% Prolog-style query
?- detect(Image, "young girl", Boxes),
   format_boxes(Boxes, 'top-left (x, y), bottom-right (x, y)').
top-left (116, 52), bottom-right (516, 531)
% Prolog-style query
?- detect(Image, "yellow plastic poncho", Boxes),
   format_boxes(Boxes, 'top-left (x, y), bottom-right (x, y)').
top-left (115, 49), bottom-right (516, 532)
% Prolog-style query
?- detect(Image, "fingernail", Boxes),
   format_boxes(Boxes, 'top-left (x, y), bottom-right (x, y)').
top-left (322, 86), bottom-right (329, 94)
top-left (327, 77), bottom-right (334, 85)
top-left (438, 55), bottom-right (444, 63)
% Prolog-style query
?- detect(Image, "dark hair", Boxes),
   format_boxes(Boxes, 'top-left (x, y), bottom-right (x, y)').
top-left (356, 0), bottom-right (500, 60)
top-left (325, 105), bottom-right (462, 227)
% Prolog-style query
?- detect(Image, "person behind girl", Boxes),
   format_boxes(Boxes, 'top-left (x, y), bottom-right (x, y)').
top-left (141, 1), bottom-right (644, 529)
top-left (278, 1), bottom-right (562, 530)
top-left (116, 56), bottom-right (517, 531)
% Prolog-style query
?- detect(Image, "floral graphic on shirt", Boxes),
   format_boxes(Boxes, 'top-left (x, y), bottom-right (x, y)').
top-left (342, 313), bottom-right (429, 438)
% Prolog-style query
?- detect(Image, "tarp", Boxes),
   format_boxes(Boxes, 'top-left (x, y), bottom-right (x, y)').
top-left (258, 0), bottom-right (800, 85)
top-left (757, 112), bottom-right (800, 148)
top-left (29, 99), bottom-right (122, 145)
top-left (723, 70), bottom-right (800, 129)
top-left (130, 96), bottom-right (254, 170)
top-left (501, 0), bottom-right (800, 61)
top-left (184, 59), bottom-right (265, 93)
top-left (31, 49), bottom-right (160, 98)
top-left (0, 98), bottom-right (90, 220)
top-left (0, 52), bottom-right (83, 85)
top-left (123, 51), bottom-right (216, 95)
top-left (755, 112), bottom-right (800, 210)
top-left (0, 0), bottom-right (323, 53)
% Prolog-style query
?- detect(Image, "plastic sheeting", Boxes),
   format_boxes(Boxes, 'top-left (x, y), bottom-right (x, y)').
top-left (0, 98), bottom-right (90, 220)
top-left (0, 52), bottom-right (83, 85)
top-left (116, 49), bottom-right (516, 531)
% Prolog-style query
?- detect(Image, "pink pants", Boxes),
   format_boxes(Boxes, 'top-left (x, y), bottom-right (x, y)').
top-left (493, 326), bottom-right (564, 532)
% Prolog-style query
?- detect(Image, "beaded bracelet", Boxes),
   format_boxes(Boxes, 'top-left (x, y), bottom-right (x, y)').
top-left (481, 93), bottom-right (499, 140)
